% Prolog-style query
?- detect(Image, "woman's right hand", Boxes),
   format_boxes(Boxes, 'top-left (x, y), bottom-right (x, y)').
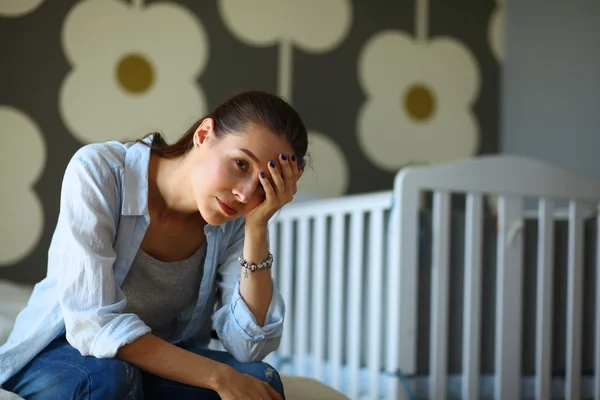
top-left (215, 367), bottom-right (282, 400)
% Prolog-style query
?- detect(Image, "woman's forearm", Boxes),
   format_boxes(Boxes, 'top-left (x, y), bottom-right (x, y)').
top-left (239, 223), bottom-right (273, 326)
top-left (115, 333), bottom-right (232, 390)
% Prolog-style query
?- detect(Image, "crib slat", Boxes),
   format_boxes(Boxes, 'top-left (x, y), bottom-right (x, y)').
top-left (462, 194), bottom-right (483, 400)
top-left (389, 188), bottom-right (420, 399)
top-left (268, 223), bottom-right (279, 288)
top-left (280, 219), bottom-right (294, 374)
top-left (495, 196), bottom-right (524, 400)
top-left (566, 201), bottom-right (584, 400)
top-left (347, 211), bottom-right (365, 399)
top-left (293, 218), bottom-right (310, 376)
top-left (430, 191), bottom-right (451, 400)
top-left (329, 213), bottom-right (345, 390)
top-left (263, 223), bottom-right (280, 368)
top-left (595, 203), bottom-right (600, 400)
top-left (368, 209), bottom-right (385, 400)
top-left (311, 215), bottom-right (327, 380)
top-left (535, 199), bottom-right (555, 400)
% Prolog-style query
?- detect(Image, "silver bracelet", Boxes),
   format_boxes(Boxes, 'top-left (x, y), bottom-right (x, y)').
top-left (238, 252), bottom-right (273, 272)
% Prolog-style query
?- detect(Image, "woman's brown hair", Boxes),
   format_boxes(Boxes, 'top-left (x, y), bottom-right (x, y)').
top-left (138, 90), bottom-right (309, 170)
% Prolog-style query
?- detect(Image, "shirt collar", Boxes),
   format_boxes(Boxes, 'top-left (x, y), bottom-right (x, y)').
top-left (121, 136), bottom-right (151, 217)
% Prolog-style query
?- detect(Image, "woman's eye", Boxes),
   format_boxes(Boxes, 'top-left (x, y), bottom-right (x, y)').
top-left (236, 159), bottom-right (249, 171)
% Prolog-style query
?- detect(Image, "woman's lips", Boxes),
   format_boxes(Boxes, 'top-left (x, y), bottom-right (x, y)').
top-left (216, 198), bottom-right (237, 216)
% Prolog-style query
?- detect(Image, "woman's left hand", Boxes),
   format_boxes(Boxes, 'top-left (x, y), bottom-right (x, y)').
top-left (246, 153), bottom-right (302, 228)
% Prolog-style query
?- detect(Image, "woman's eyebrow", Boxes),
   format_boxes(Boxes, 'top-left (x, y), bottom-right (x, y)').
top-left (240, 148), bottom-right (260, 163)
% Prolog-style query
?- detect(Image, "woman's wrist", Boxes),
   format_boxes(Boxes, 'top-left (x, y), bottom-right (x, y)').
top-left (208, 363), bottom-right (237, 392)
top-left (243, 222), bottom-right (269, 262)
top-left (117, 333), bottom-right (238, 391)
top-left (245, 219), bottom-right (268, 235)
top-left (239, 219), bottom-right (273, 325)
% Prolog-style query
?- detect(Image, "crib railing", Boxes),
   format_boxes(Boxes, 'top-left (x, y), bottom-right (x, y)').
top-left (266, 155), bottom-right (600, 400)
top-left (265, 190), bottom-right (394, 399)
top-left (392, 155), bottom-right (600, 400)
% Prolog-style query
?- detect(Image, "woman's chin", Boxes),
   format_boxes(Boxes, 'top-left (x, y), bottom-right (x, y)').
top-left (199, 207), bottom-right (233, 227)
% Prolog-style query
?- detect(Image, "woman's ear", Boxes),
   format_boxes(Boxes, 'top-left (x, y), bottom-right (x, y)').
top-left (194, 118), bottom-right (214, 147)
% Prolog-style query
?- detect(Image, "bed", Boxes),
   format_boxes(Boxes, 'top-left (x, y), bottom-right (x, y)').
top-left (3, 154), bottom-right (600, 400)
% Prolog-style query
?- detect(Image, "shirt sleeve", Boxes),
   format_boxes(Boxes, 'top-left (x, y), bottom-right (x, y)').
top-left (51, 149), bottom-right (151, 358)
top-left (211, 218), bottom-right (285, 363)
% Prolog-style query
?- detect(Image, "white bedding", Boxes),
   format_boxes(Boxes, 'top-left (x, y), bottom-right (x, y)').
top-left (0, 280), bottom-right (33, 347)
top-left (0, 280), bottom-right (32, 400)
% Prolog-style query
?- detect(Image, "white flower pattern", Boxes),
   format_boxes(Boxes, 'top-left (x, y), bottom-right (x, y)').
top-left (59, 0), bottom-right (208, 144)
top-left (0, 106), bottom-right (46, 265)
top-left (357, 30), bottom-right (481, 171)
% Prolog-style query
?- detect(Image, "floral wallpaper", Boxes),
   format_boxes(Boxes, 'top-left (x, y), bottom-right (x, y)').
top-left (0, 0), bottom-right (502, 282)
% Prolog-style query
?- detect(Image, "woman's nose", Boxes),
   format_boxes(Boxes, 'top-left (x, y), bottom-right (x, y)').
top-left (234, 179), bottom-right (258, 203)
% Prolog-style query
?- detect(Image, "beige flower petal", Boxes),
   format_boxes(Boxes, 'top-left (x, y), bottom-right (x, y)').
top-left (358, 31), bottom-right (418, 97)
top-left (0, 106), bottom-right (45, 265)
top-left (62, 0), bottom-right (208, 76)
top-left (489, 3), bottom-right (505, 62)
top-left (297, 131), bottom-right (349, 197)
top-left (424, 38), bottom-right (481, 104)
top-left (0, 0), bottom-right (44, 17)
top-left (218, 0), bottom-right (352, 52)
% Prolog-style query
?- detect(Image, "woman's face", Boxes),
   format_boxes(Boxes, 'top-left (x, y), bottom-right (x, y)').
top-left (190, 118), bottom-right (297, 226)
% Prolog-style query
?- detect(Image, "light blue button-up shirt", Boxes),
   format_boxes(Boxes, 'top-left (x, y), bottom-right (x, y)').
top-left (0, 137), bottom-right (285, 385)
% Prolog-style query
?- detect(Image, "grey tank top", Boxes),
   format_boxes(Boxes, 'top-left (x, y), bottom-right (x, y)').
top-left (121, 244), bottom-right (207, 339)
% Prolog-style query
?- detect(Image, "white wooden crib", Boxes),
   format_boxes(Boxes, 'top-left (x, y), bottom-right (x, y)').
top-left (264, 155), bottom-right (600, 400)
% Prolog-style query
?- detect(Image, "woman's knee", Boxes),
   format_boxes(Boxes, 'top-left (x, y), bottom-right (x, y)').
top-left (46, 358), bottom-right (143, 400)
top-left (182, 347), bottom-right (286, 397)
top-left (5, 357), bottom-right (142, 400)
top-left (87, 358), bottom-right (143, 399)
top-left (239, 361), bottom-right (285, 396)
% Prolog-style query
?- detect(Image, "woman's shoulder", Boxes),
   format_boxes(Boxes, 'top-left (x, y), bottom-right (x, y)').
top-left (70, 140), bottom-right (130, 172)
top-left (66, 138), bottom-right (149, 185)
top-left (59, 140), bottom-right (139, 207)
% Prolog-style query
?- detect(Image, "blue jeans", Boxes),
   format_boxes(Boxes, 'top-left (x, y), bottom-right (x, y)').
top-left (4, 335), bottom-right (285, 399)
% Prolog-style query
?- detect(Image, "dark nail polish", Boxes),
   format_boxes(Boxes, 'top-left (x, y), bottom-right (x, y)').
top-left (269, 160), bottom-right (275, 168)
top-left (291, 154), bottom-right (296, 162)
top-left (260, 172), bottom-right (265, 178)
top-left (281, 153), bottom-right (287, 160)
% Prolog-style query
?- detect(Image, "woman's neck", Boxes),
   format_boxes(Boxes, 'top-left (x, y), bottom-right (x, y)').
top-left (148, 153), bottom-right (201, 221)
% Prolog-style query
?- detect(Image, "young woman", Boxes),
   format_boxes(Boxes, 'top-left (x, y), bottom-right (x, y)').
top-left (0, 91), bottom-right (308, 400)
